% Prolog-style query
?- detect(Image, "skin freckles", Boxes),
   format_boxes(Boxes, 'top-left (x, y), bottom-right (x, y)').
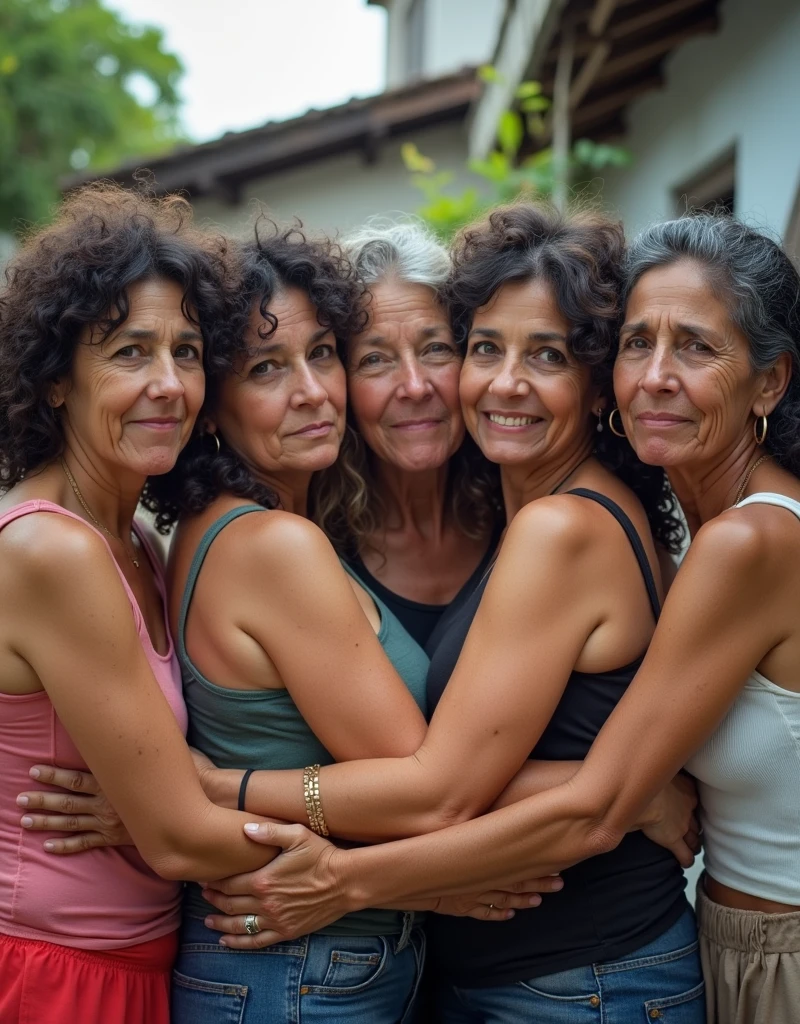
top-left (460, 279), bottom-right (602, 483)
top-left (615, 260), bottom-right (772, 470)
top-left (347, 277), bottom-right (464, 472)
top-left (55, 278), bottom-right (206, 488)
top-left (210, 287), bottom-right (346, 501)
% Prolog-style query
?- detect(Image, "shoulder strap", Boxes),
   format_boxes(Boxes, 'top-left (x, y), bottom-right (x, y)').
top-left (177, 506), bottom-right (266, 667)
top-left (737, 492), bottom-right (800, 523)
top-left (567, 488), bottom-right (661, 619)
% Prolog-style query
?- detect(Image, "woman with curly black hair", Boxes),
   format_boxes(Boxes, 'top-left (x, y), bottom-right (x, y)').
top-left (189, 204), bottom-right (702, 1020)
top-left (0, 184), bottom-right (315, 1024)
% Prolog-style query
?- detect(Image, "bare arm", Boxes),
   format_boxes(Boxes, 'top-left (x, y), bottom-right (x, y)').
top-left (4, 514), bottom-right (281, 881)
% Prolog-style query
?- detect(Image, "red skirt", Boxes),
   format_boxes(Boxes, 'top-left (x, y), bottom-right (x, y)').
top-left (0, 930), bottom-right (177, 1024)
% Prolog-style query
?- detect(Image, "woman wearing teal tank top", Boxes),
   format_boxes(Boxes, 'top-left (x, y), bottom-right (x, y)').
top-left (140, 225), bottom-right (536, 1024)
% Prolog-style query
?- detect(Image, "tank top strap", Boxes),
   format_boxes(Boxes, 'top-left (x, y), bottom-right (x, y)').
top-left (177, 506), bottom-right (267, 667)
top-left (737, 491), bottom-right (800, 522)
top-left (0, 499), bottom-right (145, 631)
top-left (567, 488), bottom-right (661, 620)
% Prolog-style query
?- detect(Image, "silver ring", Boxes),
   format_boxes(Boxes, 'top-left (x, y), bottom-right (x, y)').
top-left (488, 903), bottom-right (495, 910)
top-left (244, 913), bottom-right (260, 935)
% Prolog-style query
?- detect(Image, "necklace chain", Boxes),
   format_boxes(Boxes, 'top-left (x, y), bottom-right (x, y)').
top-left (59, 458), bottom-right (139, 569)
top-left (732, 453), bottom-right (770, 509)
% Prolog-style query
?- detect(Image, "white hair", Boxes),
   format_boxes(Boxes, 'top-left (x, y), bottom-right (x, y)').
top-left (342, 219), bottom-right (450, 293)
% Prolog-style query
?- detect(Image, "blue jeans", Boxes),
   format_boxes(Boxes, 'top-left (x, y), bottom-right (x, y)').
top-left (435, 908), bottom-right (704, 1023)
top-left (172, 915), bottom-right (425, 1024)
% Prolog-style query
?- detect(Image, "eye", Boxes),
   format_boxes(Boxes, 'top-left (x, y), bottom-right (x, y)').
top-left (358, 352), bottom-right (390, 368)
top-left (424, 341), bottom-right (457, 359)
top-left (687, 339), bottom-right (712, 354)
top-left (114, 345), bottom-right (142, 359)
top-left (250, 359), bottom-right (279, 377)
top-left (470, 340), bottom-right (498, 356)
top-left (623, 336), bottom-right (650, 350)
top-left (175, 343), bottom-right (202, 360)
top-left (535, 348), bottom-right (565, 364)
top-left (309, 343), bottom-right (336, 361)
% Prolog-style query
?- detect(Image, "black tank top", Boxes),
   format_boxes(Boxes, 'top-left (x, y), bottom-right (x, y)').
top-left (425, 489), bottom-right (688, 987)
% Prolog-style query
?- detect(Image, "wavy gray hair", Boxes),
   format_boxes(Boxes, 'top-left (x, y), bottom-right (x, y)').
top-left (310, 220), bottom-right (501, 557)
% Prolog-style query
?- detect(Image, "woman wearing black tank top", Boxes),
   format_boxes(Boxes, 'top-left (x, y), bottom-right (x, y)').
top-left (192, 206), bottom-right (703, 1022)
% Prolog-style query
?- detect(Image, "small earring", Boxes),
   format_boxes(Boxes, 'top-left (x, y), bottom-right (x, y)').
top-left (208, 431), bottom-right (221, 456)
top-left (595, 409), bottom-right (604, 433)
top-left (754, 412), bottom-right (768, 445)
top-left (608, 407), bottom-right (626, 438)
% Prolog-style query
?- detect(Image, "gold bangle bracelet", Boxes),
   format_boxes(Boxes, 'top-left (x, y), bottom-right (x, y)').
top-left (303, 764), bottom-right (329, 837)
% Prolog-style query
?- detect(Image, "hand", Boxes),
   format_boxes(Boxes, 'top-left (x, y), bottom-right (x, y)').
top-left (16, 764), bottom-right (132, 854)
top-left (202, 822), bottom-right (351, 949)
top-left (639, 773), bottom-right (701, 868)
top-left (431, 875), bottom-right (565, 920)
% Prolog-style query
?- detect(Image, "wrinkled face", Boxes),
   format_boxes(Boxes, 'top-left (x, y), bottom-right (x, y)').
top-left (347, 277), bottom-right (463, 472)
top-left (615, 260), bottom-right (769, 467)
top-left (459, 278), bottom-right (600, 467)
top-left (212, 287), bottom-right (346, 477)
top-left (56, 277), bottom-right (205, 478)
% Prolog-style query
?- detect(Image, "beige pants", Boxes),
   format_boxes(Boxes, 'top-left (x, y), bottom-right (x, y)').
top-left (696, 879), bottom-right (800, 1024)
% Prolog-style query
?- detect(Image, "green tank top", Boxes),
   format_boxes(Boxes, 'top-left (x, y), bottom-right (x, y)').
top-left (179, 505), bottom-right (429, 936)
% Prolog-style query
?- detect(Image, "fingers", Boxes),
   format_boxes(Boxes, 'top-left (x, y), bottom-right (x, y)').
top-left (202, 915), bottom-right (283, 949)
top-left (504, 876), bottom-right (564, 895)
top-left (203, 913), bottom-right (264, 936)
top-left (17, 792), bottom-right (96, 815)
top-left (28, 766), bottom-right (99, 795)
top-left (464, 904), bottom-right (518, 922)
top-left (19, 812), bottom-right (101, 833)
top-left (478, 890), bottom-right (542, 910)
top-left (242, 822), bottom-right (309, 848)
top-left (684, 828), bottom-right (702, 854)
top-left (670, 839), bottom-right (695, 870)
top-left (201, 891), bottom-right (264, 916)
top-left (33, 832), bottom-right (110, 855)
top-left (200, 871), bottom-right (263, 896)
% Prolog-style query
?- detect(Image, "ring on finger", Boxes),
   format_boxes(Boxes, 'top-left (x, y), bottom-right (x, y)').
top-left (244, 914), bottom-right (261, 936)
top-left (488, 903), bottom-right (495, 910)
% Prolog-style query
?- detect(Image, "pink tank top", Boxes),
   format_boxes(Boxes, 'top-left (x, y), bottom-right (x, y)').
top-left (0, 501), bottom-right (188, 950)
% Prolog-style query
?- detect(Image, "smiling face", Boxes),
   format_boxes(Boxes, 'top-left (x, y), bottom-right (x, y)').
top-left (459, 278), bottom-right (601, 467)
top-left (346, 277), bottom-right (464, 472)
top-left (614, 260), bottom-right (782, 468)
top-left (210, 286), bottom-right (346, 478)
top-left (56, 277), bottom-right (205, 478)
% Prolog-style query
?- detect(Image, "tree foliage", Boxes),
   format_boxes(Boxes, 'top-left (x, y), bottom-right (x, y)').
top-left (403, 66), bottom-right (632, 240)
top-left (0, 0), bottom-right (184, 233)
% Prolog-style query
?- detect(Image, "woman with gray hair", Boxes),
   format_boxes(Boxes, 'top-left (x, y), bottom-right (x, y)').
top-left (311, 221), bottom-right (501, 647)
top-left (203, 214), bottom-right (800, 1024)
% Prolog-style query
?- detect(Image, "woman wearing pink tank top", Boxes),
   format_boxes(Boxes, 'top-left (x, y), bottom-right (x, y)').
top-left (0, 185), bottom-right (310, 1024)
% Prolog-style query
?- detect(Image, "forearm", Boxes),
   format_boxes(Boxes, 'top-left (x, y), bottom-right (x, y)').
top-left (209, 756), bottom-right (467, 842)
top-left (490, 760), bottom-right (581, 810)
top-left (333, 779), bottom-right (619, 910)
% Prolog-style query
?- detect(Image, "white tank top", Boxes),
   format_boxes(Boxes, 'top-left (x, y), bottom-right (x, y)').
top-left (686, 492), bottom-right (800, 905)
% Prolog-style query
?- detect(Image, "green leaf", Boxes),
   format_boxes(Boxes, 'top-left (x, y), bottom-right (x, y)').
top-left (497, 110), bottom-right (523, 159)
top-left (401, 142), bottom-right (435, 174)
top-left (515, 80), bottom-right (542, 99)
top-left (477, 64), bottom-right (503, 84)
top-left (520, 95), bottom-right (549, 113)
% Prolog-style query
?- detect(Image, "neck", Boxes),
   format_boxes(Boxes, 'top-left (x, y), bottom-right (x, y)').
top-left (666, 436), bottom-right (764, 536)
top-left (251, 468), bottom-right (313, 518)
top-left (501, 436), bottom-right (593, 520)
top-left (373, 460), bottom-right (449, 540)
top-left (60, 445), bottom-right (143, 539)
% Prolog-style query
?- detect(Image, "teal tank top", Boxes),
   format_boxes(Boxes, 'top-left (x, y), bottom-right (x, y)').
top-left (179, 506), bottom-right (429, 936)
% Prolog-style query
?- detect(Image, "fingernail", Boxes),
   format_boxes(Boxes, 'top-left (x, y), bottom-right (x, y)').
top-left (204, 916), bottom-right (214, 928)
top-left (219, 938), bottom-right (229, 947)
top-left (16, 796), bottom-right (28, 807)
top-left (244, 823), bottom-right (260, 833)
top-left (44, 841), bottom-right (55, 851)
top-left (20, 816), bottom-right (33, 828)
top-left (29, 768), bottom-right (40, 780)
top-left (505, 910), bottom-right (515, 919)
top-left (550, 878), bottom-right (564, 891)
top-left (529, 895), bottom-right (542, 906)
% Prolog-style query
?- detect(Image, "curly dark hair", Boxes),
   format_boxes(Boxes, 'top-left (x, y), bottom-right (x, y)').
top-left (625, 214), bottom-right (800, 480)
top-left (446, 202), bottom-right (685, 553)
top-left (0, 182), bottom-right (228, 490)
top-left (143, 220), bottom-right (366, 532)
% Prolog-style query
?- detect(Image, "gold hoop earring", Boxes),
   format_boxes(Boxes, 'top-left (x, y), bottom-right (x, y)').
top-left (754, 413), bottom-right (768, 445)
top-left (609, 408), bottom-right (626, 438)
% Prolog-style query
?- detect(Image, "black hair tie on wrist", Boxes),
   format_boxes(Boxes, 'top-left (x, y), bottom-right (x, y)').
top-left (238, 769), bottom-right (255, 812)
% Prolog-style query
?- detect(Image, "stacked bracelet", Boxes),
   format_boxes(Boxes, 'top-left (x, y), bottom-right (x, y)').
top-left (302, 764), bottom-right (329, 836)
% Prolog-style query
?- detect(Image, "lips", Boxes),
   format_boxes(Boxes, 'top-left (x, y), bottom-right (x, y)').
top-left (390, 418), bottom-right (443, 430)
top-left (130, 417), bottom-right (181, 431)
top-left (482, 411), bottom-right (544, 428)
top-left (636, 412), bottom-right (691, 427)
top-left (286, 420), bottom-right (334, 438)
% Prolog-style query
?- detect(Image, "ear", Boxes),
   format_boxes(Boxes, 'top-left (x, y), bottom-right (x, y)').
top-left (754, 352), bottom-right (792, 417)
top-left (49, 379), bottom-right (68, 408)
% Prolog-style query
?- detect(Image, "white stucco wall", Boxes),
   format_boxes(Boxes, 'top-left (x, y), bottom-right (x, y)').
top-left (600, 0), bottom-right (800, 238)
top-left (190, 120), bottom-right (483, 237)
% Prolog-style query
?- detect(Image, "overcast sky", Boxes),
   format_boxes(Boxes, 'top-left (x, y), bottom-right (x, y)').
top-left (107, 0), bottom-right (387, 142)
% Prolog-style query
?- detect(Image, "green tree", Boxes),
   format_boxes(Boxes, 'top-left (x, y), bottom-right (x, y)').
top-left (403, 66), bottom-right (631, 240)
top-left (0, 0), bottom-right (185, 233)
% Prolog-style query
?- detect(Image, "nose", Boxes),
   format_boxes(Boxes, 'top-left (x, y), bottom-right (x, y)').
top-left (488, 358), bottom-right (529, 399)
top-left (640, 344), bottom-right (679, 396)
top-left (291, 362), bottom-right (328, 409)
top-left (146, 351), bottom-right (185, 402)
top-left (396, 357), bottom-right (434, 401)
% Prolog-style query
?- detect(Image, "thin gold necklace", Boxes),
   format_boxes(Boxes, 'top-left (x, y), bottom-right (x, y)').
top-left (732, 453), bottom-right (771, 508)
top-left (60, 458), bottom-right (140, 569)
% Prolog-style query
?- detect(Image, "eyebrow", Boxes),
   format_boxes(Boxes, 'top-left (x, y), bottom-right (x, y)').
top-left (356, 324), bottom-right (445, 346)
top-left (620, 319), bottom-right (718, 340)
top-left (114, 326), bottom-right (202, 341)
top-left (245, 327), bottom-right (331, 359)
top-left (468, 327), bottom-right (567, 343)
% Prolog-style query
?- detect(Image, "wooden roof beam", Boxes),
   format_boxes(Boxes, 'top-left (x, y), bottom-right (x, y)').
top-left (572, 72), bottom-right (664, 129)
top-left (597, 15), bottom-right (718, 82)
top-left (588, 0), bottom-right (618, 37)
